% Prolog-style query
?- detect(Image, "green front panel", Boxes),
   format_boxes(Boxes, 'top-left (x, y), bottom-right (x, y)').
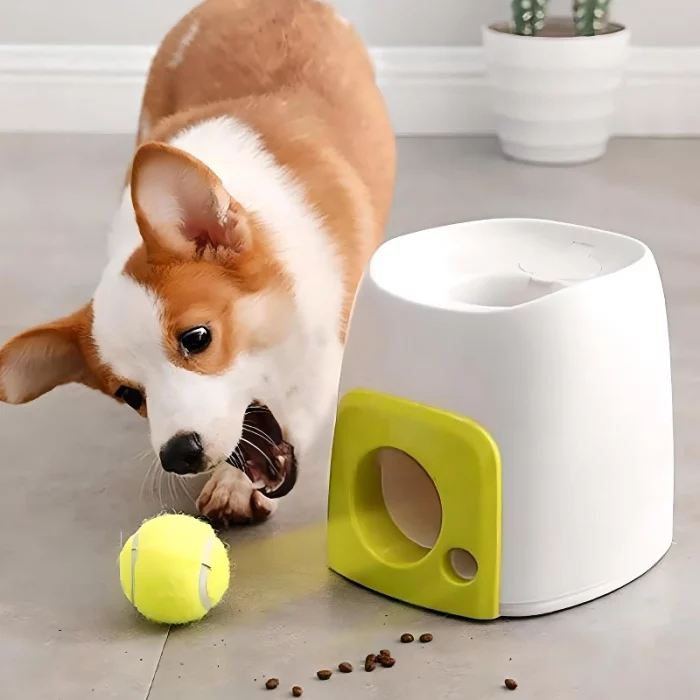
top-left (327, 389), bottom-right (502, 620)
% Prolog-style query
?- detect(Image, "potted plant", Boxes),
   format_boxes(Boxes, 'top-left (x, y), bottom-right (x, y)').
top-left (483, 1), bottom-right (630, 165)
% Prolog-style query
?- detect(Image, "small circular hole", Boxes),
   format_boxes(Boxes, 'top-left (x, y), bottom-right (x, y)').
top-left (449, 548), bottom-right (478, 581)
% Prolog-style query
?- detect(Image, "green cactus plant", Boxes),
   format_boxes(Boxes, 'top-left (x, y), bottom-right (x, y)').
top-left (511, 0), bottom-right (613, 37)
top-left (573, 0), bottom-right (612, 36)
top-left (510, 0), bottom-right (549, 36)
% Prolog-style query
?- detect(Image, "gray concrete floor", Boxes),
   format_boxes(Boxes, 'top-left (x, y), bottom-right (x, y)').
top-left (0, 135), bottom-right (699, 699)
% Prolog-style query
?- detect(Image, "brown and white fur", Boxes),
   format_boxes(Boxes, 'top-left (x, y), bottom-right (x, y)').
top-left (0, 0), bottom-right (395, 525)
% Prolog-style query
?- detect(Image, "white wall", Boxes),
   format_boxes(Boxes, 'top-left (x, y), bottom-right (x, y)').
top-left (0, 0), bottom-right (698, 46)
top-left (336, 0), bottom-right (700, 47)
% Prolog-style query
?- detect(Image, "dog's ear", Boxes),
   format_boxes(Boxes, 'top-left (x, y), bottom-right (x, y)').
top-left (131, 142), bottom-right (252, 257)
top-left (0, 305), bottom-right (98, 404)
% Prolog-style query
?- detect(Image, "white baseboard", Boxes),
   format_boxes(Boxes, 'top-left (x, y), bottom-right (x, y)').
top-left (0, 44), bottom-right (698, 136)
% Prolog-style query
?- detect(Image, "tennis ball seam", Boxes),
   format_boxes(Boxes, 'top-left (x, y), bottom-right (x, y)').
top-left (198, 536), bottom-right (216, 612)
top-left (130, 532), bottom-right (139, 607)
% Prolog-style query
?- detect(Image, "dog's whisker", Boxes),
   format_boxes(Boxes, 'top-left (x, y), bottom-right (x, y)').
top-left (175, 474), bottom-right (192, 505)
top-left (175, 474), bottom-right (197, 506)
top-left (153, 468), bottom-right (160, 507)
top-left (127, 447), bottom-right (155, 502)
top-left (172, 477), bottom-right (182, 507)
top-left (140, 454), bottom-right (157, 502)
top-left (244, 408), bottom-right (271, 417)
top-left (166, 473), bottom-right (177, 506)
top-left (139, 464), bottom-right (150, 501)
top-left (168, 472), bottom-right (181, 507)
top-left (240, 436), bottom-right (279, 477)
top-left (226, 445), bottom-right (247, 470)
top-left (149, 456), bottom-right (160, 504)
top-left (157, 469), bottom-right (165, 509)
top-left (171, 475), bottom-right (180, 505)
top-left (240, 436), bottom-right (275, 465)
top-left (161, 472), bottom-right (170, 505)
top-left (242, 423), bottom-right (277, 447)
top-left (134, 448), bottom-right (153, 463)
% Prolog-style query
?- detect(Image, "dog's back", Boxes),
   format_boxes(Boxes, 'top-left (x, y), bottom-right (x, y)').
top-left (138, 0), bottom-right (395, 264)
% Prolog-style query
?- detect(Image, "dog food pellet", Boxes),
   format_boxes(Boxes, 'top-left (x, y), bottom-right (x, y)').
top-left (400, 633), bottom-right (415, 643)
top-left (339, 662), bottom-right (353, 673)
top-left (317, 670), bottom-right (332, 681)
top-left (378, 656), bottom-right (396, 668)
top-left (419, 633), bottom-right (433, 643)
top-left (364, 654), bottom-right (377, 672)
top-left (379, 649), bottom-right (391, 657)
top-left (265, 679), bottom-right (280, 690)
top-left (292, 686), bottom-right (303, 697)
top-left (505, 678), bottom-right (518, 690)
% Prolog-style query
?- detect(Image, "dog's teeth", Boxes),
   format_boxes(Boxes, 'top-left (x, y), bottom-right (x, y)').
top-left (277, 455), bottom-right (286, 467)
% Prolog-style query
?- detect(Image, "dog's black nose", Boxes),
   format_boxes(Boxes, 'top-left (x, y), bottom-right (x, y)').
top-left (159, 432), bottom-right (205, 475)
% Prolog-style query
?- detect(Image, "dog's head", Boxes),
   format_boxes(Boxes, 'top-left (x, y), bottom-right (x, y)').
top-left (0, 142), bottom-right (298, 497)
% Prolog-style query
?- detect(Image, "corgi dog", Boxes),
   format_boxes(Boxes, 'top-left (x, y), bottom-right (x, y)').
top-left (0, 0), bottom-right (395, 525)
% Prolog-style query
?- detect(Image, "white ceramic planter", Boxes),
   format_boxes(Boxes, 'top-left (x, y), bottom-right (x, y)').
top-left (483, 21), bottom-right (630, 165)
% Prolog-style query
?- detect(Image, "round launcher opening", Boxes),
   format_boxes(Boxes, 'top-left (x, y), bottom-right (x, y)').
top-left (380, 447), bottom-right (442, 550)
top-left (355, 447), bottom-right (442, 566)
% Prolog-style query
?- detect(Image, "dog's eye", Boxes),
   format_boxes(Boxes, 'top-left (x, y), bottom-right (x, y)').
top-left (179, 326), bottom-right (212, 355)
top-left (115, 386), bottom-right (144, 411)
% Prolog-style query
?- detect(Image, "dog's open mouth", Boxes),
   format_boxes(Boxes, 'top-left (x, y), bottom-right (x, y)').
top-left (226, 403), bottom-right (298, 499)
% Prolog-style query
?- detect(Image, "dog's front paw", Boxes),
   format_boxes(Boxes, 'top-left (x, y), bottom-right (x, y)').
top-left (196, 464), bottom-right (278, 528)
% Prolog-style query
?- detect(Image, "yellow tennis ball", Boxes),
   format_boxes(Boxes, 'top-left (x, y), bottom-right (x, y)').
top-left (119, 513), bottom-right (230, 625)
